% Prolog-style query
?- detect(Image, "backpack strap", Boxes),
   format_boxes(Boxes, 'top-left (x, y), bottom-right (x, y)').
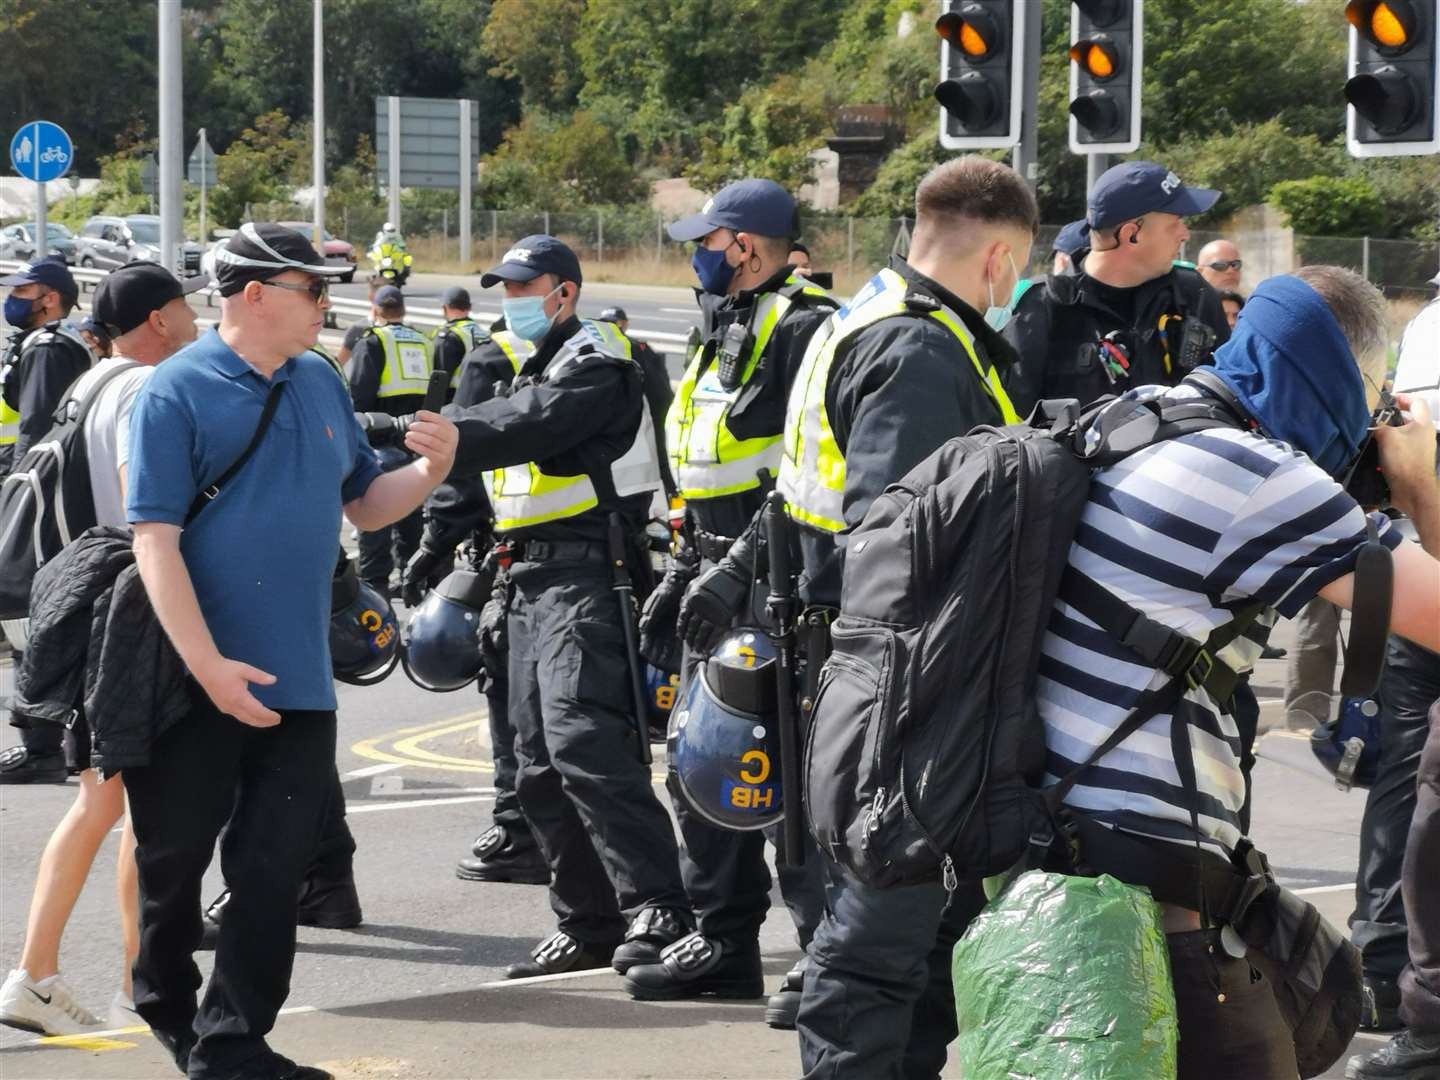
top-left (64, 362), bottom-right (143, 432)
top-left (185, 381), bottom-right (285, 524)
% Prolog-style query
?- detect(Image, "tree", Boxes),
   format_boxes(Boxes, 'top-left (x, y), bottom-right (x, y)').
top-left (1268, 177), bottom-right (1387, 238)
top-left (686, 76), bottom-right (833, 192)
top-left (848, 131), bottom-right (952, 218)
top-left (208, 111), bottom-right (308, 226)
top-left (480, 0), bottom-right (584, 114)
top-left (478, 111), bottom-right (641, 209)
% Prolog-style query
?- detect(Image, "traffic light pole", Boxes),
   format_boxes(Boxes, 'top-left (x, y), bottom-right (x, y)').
top-left (1086, 151), bottom-right (1110, 196)
top-left (1011, 0), bottom-right (1043, 190)
top-left (158, 0), bottom-right (183, 276)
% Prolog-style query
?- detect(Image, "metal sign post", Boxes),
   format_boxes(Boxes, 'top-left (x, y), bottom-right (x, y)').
top-left (313, 0), bottom-right (326, 250)
top-left (375, 96), bottom-right (481, 240)
top-left (188, 131), bottom-right (217, 244)
top-left (158, 0), bottom-right (183, 275)
top-left (459, 98), bottom-right (472, 266)
top-left (9, 120), bottom-right (74, 263)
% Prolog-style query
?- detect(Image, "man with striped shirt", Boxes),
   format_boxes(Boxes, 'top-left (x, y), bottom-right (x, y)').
top-left (1038, 266), bottom-right (1440, 1079)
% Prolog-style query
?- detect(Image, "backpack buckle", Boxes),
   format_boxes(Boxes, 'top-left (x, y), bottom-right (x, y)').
top-left (1183, 649), bottom-right (1215, 691)
top-left (200, 484), bottom-right (220, 502)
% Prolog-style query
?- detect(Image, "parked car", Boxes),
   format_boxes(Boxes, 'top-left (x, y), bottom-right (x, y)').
top-left (280, 221), bottom-right (357, 283)
top-left (0, 222), bottom-right (77, 264)
top-left (75, 214), bottom-right (203, 275)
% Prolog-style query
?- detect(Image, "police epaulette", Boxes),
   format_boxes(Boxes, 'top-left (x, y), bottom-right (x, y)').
top-left (903, 292), bottom-right (941, 313)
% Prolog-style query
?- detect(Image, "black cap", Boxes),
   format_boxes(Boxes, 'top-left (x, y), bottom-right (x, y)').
top-left (1087, 161), bottom-right (1220, 231)
top-left (668, 179), bottom-right (799, 243)
top-left (93, 260), bottom-right (209, 336)
top-left (598, 307), bottom-right (626, 322)
top-left (480, 235), bottom-right (582, 289)
top-left (0, 256), bottom-right (78, 307)
top-left (213, 222), bottom-right (350, 297)
top-left (441, 285), bottom-right (472, 309)
top-left (1052, 219), bottom-right (1090, 256)
top-left (373, 285), bottom-right (404, 309)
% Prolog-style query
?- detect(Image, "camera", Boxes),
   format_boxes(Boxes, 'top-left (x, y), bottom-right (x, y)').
top-left (1342, 396), bottom-right (1403, 509)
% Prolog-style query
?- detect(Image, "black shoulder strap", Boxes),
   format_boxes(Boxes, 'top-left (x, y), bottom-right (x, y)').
top-left (185, 381), bottom-right (285, 525)
top-left (66, 361), bottom-right (143, 431)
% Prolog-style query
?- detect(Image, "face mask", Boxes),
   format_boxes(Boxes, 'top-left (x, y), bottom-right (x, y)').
top-left (3, 294), bottom-right (39, 329)
top-left (983, 253), bottom-right (1020, 333)
top-left (692, 243), bottom-right (738, 296)
top-left (503, 285), bottom-right (562, 343)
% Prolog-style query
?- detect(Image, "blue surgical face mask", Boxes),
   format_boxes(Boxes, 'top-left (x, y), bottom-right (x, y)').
top-left (503, 284), bottom-right (562, 343)
top-left (983, 252), bottom-right (1021, 332)
top-left (3, 294), bottom-right (39, 329)
top-left (692, 242), bottom-right (737, 296)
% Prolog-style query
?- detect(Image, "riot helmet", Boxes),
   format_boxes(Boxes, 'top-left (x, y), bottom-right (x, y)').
top-left (668, 628), bottom-right (785, 831)
top-left (645, 663), bottom-right (680, 743)
top-left (330, 555), bottom-right (400, 685)
top-left (399, 567), bottom-right (492, 692)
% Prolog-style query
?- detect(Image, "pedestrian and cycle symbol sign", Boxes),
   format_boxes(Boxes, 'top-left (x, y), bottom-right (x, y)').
top-left (10, 121), bottom-right (74, 183)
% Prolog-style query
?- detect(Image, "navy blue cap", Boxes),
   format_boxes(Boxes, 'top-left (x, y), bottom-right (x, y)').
top-left (441, 285), bottom-right (471, 309)
top-left (373, 285), bottom-right (404, 308)
top-left (480, 235), bottom-right (582, 289)
top-left (0, 256), bottom-right (77, 305)
top-left (1052, 219), bottom-right (1090, 256)
top-left (78, 314), bottom-right (108, 338)
top-left (1087, 161), bottom-right (1220, 231)
top-left (667, 179), bottom-right (800, 243)
top-left (598, 307), bottom-right (626, 322)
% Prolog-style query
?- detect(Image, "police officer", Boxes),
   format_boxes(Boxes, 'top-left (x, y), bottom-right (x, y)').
top-left (0, 257), bottom-right (91, 783)
top-left (598, 306), bottom-right (676, 500)
top-left (1003, 161), bottom-right (1231, 418)
top-left (679, 156), bottom-right (1034, 1078)
top-left (348, 284), bottom-right (433, 596)
top-left (624, 180), bottom-right (835, 1018)
top-left (429, 285), bottom-right (489, 400)
top-left (444, 236), bottom-right (692, 977)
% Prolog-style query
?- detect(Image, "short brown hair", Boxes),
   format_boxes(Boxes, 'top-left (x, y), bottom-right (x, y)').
top-left (914, 156), bottom-right (1038, 236)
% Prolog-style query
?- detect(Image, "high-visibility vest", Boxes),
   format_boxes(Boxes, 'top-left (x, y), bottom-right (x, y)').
top-left (778, 266), bottom-right (1019, 534)
top-left (490, 330), bottom-right (533, 377)
top-left (483, 320), bottom-right (663, 533)
top-left (370, 322), bottom-right (432, 399)
top-left (431, 318), bottom-right (489, 388)
top-left (665, 275), bottom-right (834, 502)
top-left (0, 324), bottom-right (92, 447)
top-left (0, 397), bottom-right (18, 447)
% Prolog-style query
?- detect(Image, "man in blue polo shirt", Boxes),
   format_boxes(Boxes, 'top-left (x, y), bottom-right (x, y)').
top-left (123, 223), bottom-right (457, 1080)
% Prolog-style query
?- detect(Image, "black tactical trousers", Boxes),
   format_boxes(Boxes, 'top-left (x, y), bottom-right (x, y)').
top-left (123, 686), bottom-right (337, 1080)
top-left (670, 640), bottom-right (826, 947)
top-left (797, 855), bottom-right (986, 1080)
top-left (482, 668), bottom-right (528, 835)
top-left (357, 508), bottom-right (422, 593)
top-left (507, 556), bottom-right (687, 944)
top-left (1399, 697), bottom-right (1440, 1035)
top-left (1352, 637), bottom-right (1440, 980)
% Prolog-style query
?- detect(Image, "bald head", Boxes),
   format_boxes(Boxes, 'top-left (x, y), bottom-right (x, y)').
top-left (1197, 239), bottom-right (1242, 292)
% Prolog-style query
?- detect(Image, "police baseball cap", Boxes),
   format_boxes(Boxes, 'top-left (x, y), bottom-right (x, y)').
top-left (213, 222), bottom-right (350, 297)
top-left (441, 285), bottom-right (472, 308)
top-left (1087, 161), bottom-right (1220, 231)
top-left (667, 179), bottom-right (800, 243)
top-left (373, 285), bottom-right (404, 309)
top-left (1052, 219), bottom-right (1091, 256)
top-left (598, 307), bottom-right (627, 322)
top-left (0, 256), bottom-right (78, 306)
top-left (480, 235), bottom-right (582, 289)
top-left (93, 260), bottom-right (208, 336)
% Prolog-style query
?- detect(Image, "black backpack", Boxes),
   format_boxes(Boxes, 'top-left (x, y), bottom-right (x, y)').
top-left (804, 379), bottom-right (1261, 889)
top-left (0, 363), bottom-right (140, 620)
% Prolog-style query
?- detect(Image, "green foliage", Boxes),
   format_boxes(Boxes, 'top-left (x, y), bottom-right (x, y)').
top-left (685, 76), bottom-right (833, 193)
top-left (848, 131), bottom-right (950, 219)
top-left (1268, 177), bottom-right (1387, 238)
top-left (208, 111), bottom-right (308, 227)
top-left (478, 112), bottom-right (641, 209)
top-left (480, 0), bottom-right (584, 113)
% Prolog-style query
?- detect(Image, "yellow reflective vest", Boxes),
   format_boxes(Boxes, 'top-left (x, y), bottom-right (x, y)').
top-left (664, 275), bottom-right (835, 502)
top-left (779, 266), bottom-right (1019, 534)
top-left (431, 318), bottom-right (489, 389)
top-left (370, 322), bottom-right (432, 400)
top-left (483, 320), bottom-right (663, 533)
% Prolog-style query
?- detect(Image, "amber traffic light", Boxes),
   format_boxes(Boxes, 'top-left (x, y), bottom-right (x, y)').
top-left (1069, 38), bottom-right (1120, 80)
top-left (1068, 1), bottom-right (1142, 153)
top-left (934, 1), bottom-right (1024, 149)
top-left (1343, 0), bottom-right (1437, 155)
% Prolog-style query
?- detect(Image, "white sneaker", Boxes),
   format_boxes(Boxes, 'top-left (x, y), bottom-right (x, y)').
top-left (0, 968), bottom-right (102, 1035)
top-left (108, 989), bottom-right (144, 1029)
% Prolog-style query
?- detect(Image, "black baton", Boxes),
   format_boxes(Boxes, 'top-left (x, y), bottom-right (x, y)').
top-left (607, 512), bottom-right (654, 766)
top-left (763, 491), bottom-right (804, 867)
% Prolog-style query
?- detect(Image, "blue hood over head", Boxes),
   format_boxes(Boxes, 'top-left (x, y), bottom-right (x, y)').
top-left (1210, 274), bottom-right (1371, 476)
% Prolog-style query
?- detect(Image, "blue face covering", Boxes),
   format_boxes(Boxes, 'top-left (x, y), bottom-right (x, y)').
top-left (1209, 274), bottom-right (1372, 476)
top-left (502, 285), bottom-right (561, 343)
top-left (3, 294), bottom-right (39, 329)
top-left (692, 245), bottom-right (737, 296)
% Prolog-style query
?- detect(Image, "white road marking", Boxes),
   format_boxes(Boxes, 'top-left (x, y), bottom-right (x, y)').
top-left (347, 792), bottom-right (495, 814)
top-left (12, 1006), bottom-right (317, 1047)
top-left (660, 307), bottom-right (698, 314)
top-left (342, 762), bottom-right (405, 780)
top-left (1292, 882), bottom-right (1356, 896)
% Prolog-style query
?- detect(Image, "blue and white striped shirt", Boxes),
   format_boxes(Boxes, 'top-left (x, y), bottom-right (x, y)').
top-left (1039, 384), bottom-right (1401, 853)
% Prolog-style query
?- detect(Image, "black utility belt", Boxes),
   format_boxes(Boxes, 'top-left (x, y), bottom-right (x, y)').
top-left (496, 539), bottom-right (608, 566)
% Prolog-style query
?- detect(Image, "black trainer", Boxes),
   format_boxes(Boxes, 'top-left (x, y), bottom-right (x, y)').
top-left (1345, 1029), bottom-right (1440, 1078)
top-left (268, 1052), bottom-right (334, 1080)
top-left (764, 956), bottom-right (807, 1029)
top-left (1361, 975), bottom-right (1405, 1033)
top-left (0, 746), bottom-right (67, 785)
top-left (505, 931), bottom-right (621, 979)
top-left (151, 1026), bottom-right (196, 1076)
top-left (611, 907), bottom-right (692, 974)
top-left (456, 825), bottom-right (549, 884)
top-left (624, 932), bottom-right (764, 1001)
top-left (297, 876), bottom-right (362, 930)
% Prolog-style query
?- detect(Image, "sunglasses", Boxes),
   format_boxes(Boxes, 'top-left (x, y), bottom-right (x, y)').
top-left (1202, 259), bottom-right (1242, 272)
top-left (261, 278), bottom-right (329, 303)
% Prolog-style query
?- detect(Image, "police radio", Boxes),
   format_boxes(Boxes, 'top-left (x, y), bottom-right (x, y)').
top-left (1159, 314), bottom-right (1218, 373)
top-left (714, 322), bottom-right (753, 392)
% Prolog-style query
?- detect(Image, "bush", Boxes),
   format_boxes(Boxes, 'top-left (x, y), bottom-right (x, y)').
top-left (1268, 176), bottom-right (1387, 238)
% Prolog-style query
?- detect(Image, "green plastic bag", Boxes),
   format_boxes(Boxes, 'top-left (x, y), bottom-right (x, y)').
top-left (952, 870), bottom-right (1179, 1080)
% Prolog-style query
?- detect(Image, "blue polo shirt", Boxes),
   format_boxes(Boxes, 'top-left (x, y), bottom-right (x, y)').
top-left (126, 329), bottom-right (382, 710)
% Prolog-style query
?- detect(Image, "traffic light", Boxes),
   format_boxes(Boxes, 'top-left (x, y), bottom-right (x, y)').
top-left (1067, 0), bottom-right (1143, 154)
top-left (1344, 0), bottom-right (1438, 156)
top-left (934, 1), bottom-right (1026, 150)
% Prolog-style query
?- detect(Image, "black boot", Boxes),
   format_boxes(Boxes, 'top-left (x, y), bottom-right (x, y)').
top-left (151, 1026), bottom-right (195, 1076)
top-left (624, 932), bottom-right (764, 1001)
top-left (764, 956), bottom-right (807, 1029)
top-left (505, 931), bottom-right (620, 979)
top-left (610, 907), bottom-right (692, 974)
top-left (1345, 1029), bottom-right (1440, 1078)
top-left (297, 875), bottom-right (362, 929)
top-left (456, 825), bottom-right (549, 884)
top-left (1360, 975), bottom-right (1405, 1032)
top-left (0, 745), bottom-right (67, 785)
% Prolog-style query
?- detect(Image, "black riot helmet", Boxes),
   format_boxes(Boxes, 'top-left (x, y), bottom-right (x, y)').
top-left (330, 555), bottom-right (400, 686)
top-left (399, 567), bottom-right (493, 692)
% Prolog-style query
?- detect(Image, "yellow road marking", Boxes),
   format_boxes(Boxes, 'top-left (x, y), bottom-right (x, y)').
top-left (37, 1033), bottom-right (141, 1051)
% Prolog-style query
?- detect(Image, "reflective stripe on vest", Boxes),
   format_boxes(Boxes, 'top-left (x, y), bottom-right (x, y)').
top-left (372, 323), bottom-right (432, 398)
top-left (490, 330), bottom-right (533, 376)
top-left (432, 318), bottom-right (489, 388)
top-left (483, 320), bottom-right (662, 533)
top-left (0, 398), bottom-right (17, 445)
top-left (778, 266), bottom-right (1020, 534)
top-left (664, 276), bottom-right (833, 501)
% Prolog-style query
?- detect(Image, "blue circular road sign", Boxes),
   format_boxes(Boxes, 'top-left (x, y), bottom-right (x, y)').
top-left (10, 121), bottom-right (74, 183)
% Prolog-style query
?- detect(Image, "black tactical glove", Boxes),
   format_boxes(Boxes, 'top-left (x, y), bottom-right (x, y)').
top-left (676, 559), bottom-right (751, 657)
top-left (639, 542), bottom-right (699, 671)
top-left (401, 543), bottom-right (449, 608)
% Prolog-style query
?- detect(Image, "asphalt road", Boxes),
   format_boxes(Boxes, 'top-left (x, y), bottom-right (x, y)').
top-left (0, 614), bottom-right (1400, 1079)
